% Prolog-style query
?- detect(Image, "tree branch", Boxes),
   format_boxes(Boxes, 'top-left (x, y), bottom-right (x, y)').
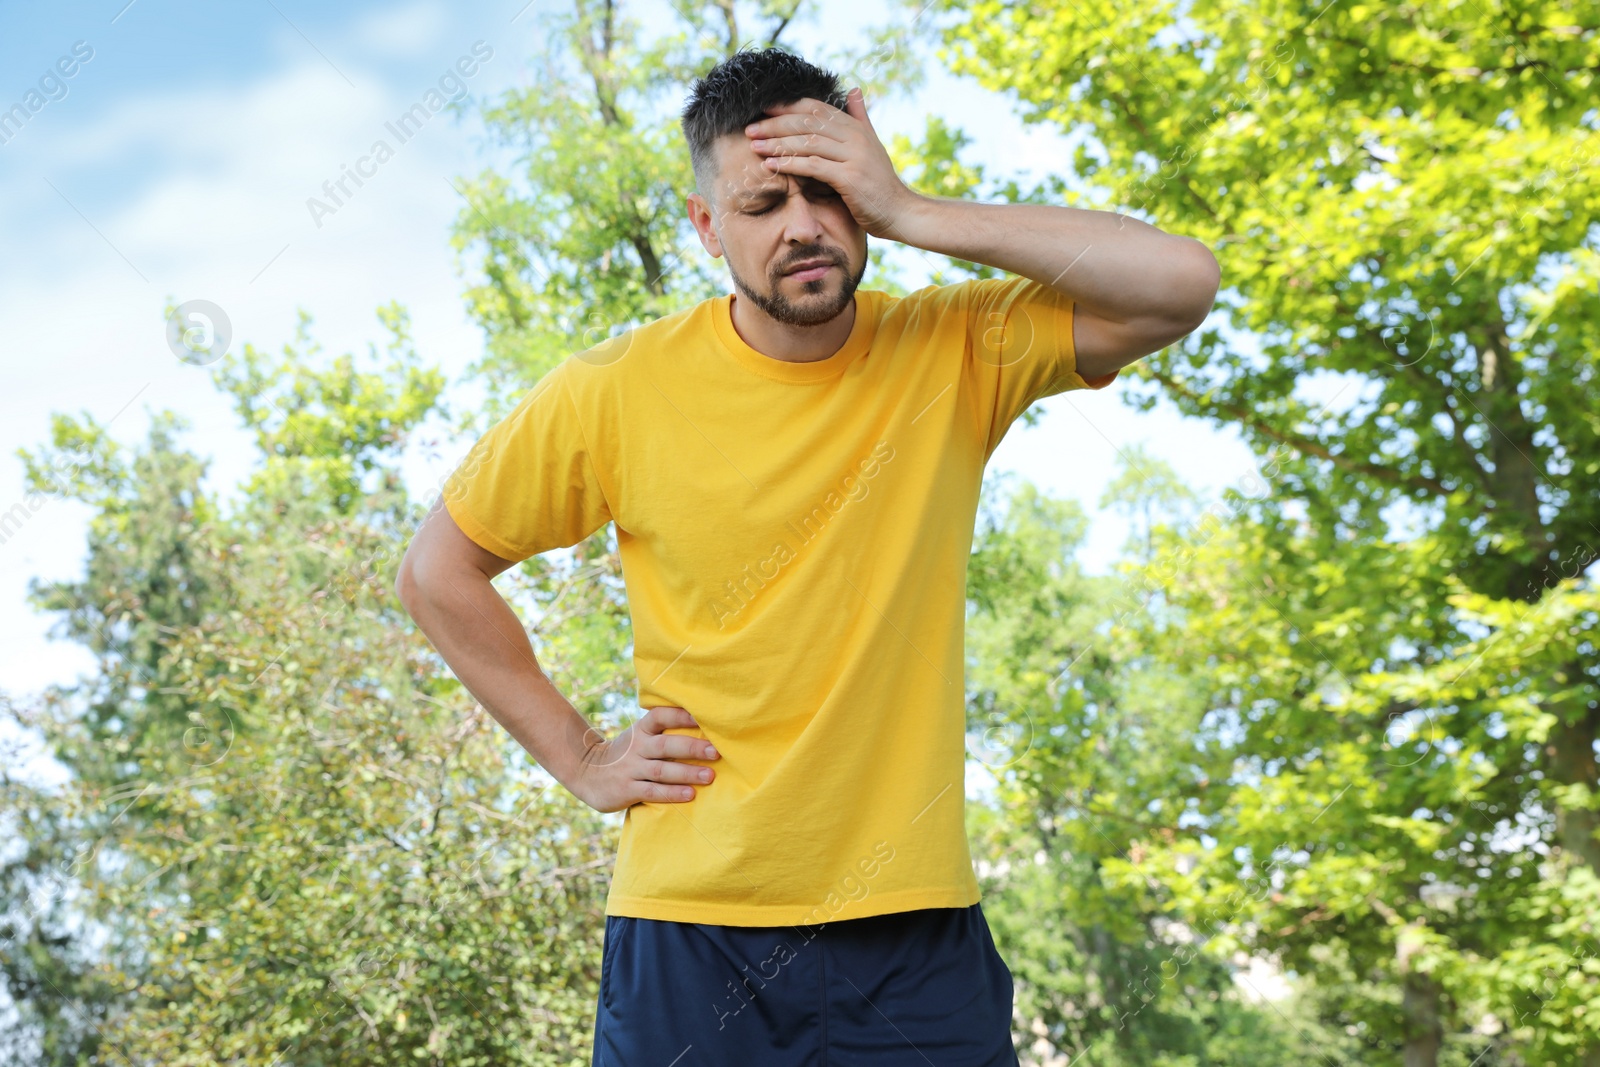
top-left (1146, 368), bottom-right (1454, 497)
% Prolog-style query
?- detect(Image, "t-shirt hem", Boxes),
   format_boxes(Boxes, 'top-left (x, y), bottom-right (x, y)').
top-left (1052, 296), bottom-right (1120, 392)
top-left (443, 493), bottom-right (527, 563)
top-left (603, 884), bottom-right (982, 926)
top-left (1060, 367), bottom-right (1121, 391)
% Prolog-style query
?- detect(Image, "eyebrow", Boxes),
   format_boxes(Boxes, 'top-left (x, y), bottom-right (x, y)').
top-left (736, 179), bottom-right (834, 206)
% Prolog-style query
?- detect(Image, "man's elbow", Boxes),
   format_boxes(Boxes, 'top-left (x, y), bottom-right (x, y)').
top-left (393, 546), bottom-right (424, 615)
top-left (1178, 238), bottom-right (1221, 329)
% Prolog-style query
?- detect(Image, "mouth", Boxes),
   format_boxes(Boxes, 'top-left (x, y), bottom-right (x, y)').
top-left (783, 260), bottom-right (835, 282)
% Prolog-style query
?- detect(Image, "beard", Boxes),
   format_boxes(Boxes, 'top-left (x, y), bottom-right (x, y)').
top-left (726, 242), bottom-right (869, 327)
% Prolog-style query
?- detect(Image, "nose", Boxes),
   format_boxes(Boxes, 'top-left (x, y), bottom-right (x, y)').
top-left (776, 185), bottom-right (826, 245)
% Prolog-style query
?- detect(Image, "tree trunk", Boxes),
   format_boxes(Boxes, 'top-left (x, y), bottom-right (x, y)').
top-left (1477, 319), bottom-right (1553, 602)
top-left (1401, 971), bottom-right (1442, 1067)
top-left (1547, 676), bottom-right (1600, 876)
top-left (1479, 321), bottom-right (1600, 887)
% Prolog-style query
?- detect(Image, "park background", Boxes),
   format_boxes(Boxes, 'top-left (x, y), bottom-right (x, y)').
top-left (0, 0), bottom-right (1595, 1064)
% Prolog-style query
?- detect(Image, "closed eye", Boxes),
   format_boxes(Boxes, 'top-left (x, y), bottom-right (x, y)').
top-left (746, 185), bottom-right (839, 215)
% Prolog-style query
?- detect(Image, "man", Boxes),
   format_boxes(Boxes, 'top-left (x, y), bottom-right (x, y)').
top-left (395, 46), bottom-right (1218, 1067)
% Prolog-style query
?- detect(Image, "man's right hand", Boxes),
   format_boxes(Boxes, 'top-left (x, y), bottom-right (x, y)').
top-left (569, 705), bottom-right (720, 813)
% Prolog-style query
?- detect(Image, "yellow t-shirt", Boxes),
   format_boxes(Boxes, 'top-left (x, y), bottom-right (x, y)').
top-left (444, 274), bottom-right (1117, 926)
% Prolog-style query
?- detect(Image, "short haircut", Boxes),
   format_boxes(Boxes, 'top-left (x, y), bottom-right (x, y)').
top-left (680, 46), bottom-right (849, 206)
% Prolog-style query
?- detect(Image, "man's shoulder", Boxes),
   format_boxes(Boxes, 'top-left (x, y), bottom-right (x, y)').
top-left (572, 299), bottom-right (706, 363)
top-left (869, 275), bottom-right (1068, 337)
top-left (862, 279), bottom-right (991, 335)
top-left (880, 275), bottom-right (1035, 304)
top-left (555, 297), bottom-right (712, 395)
top-left (864, 277), bottom-right (1011, 319)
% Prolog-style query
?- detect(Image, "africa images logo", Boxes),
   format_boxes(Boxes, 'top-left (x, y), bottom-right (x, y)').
top-left (708, 440), bottom-right (894, 629)
top-left (711, 840), bottom-right (896, 1031)
top-left (0, 40), bottom-right (95, 147)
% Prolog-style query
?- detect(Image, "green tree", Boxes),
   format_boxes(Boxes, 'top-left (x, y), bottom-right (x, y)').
top-left (929, 0), bottom-right (1600, 1062)
top-left (965, 472), bottom-right (1355, 1064)
top-left (1101, 501), bottom-right (1579, 1065)
top-left (2, 302), bottom-right (636, 1064)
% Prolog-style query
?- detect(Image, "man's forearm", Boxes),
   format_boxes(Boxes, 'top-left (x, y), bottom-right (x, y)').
top-left (397, 562), bottom-right (596, 788)
top-left (893, 193), bottom-right (1216, 327)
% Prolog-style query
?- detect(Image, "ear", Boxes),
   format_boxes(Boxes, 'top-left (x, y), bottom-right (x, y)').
top-left (686, 192), bottom-right (724, 258)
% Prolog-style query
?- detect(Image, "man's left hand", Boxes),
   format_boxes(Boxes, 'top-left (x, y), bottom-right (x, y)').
top-left (744, 88), bottom-right (920, 240)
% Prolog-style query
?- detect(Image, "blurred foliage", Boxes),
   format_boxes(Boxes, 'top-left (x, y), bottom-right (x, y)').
top-left (965, 472), bottom-right (1359, 1064)
top-left (929, 0), bottom-right (1600, 1061)
top-left (2, 303), bottom-right (626, 1065)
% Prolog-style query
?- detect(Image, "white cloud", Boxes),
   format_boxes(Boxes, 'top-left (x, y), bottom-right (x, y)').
top-left (347, 0), bottom-right (452, 60)
top-left (0, 37), bottom-right (517, 696)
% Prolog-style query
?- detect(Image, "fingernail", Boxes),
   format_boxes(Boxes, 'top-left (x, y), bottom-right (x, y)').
top-left (705, 745), bottom-right (718, 758)
top-left (699, 769), bottom-right (712, 782)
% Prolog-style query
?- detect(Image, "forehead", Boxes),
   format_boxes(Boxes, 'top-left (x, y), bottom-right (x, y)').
top-left (711, 132), bottom-right (832, 205)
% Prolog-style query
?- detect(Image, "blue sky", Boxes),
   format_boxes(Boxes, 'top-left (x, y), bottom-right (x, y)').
top-left (0, 0), bottom-right (1261, 700)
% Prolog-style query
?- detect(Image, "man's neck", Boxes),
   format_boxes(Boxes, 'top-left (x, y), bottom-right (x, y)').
top-left (729, 292), bottom-right (856, 365)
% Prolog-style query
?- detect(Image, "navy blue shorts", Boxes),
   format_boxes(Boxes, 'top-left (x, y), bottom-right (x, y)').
top-left (592, 903), bottom-right (1018, 1066)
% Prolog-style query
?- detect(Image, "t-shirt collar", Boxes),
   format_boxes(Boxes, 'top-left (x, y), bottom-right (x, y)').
top-left (711, 290), bottom-right (878, 383)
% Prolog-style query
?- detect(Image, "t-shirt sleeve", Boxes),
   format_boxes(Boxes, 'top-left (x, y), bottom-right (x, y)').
top-left (956, 273), bottom-right (1119, 457)
top-left (441, 359), bottom-right (614, 562)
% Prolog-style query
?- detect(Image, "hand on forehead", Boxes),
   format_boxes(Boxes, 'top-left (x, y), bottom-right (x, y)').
top-left (743, 96), bottom-right (849, 140)
top-left (716, 137), bottom-right (830, 205)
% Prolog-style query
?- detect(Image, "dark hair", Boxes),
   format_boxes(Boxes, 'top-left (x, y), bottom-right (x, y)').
top-left (680, 46), bottom-right (849, 204)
